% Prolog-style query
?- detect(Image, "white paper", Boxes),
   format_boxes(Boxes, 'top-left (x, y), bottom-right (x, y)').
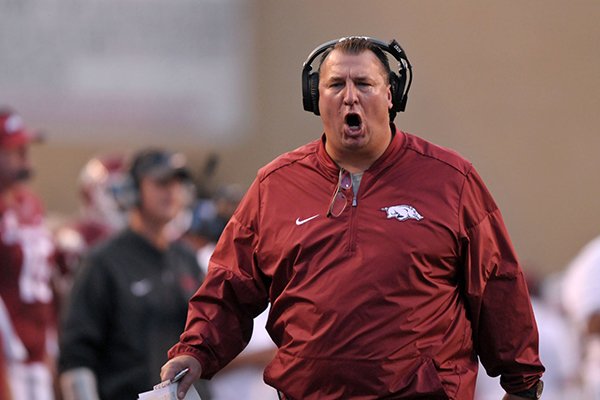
top-left (137, 382), bottom-right (201, 400)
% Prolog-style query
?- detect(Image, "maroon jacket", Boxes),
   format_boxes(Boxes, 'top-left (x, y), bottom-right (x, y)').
top-left (0, 186), bottom-right (55, 363)
top-left (169, 129), bottom-right (544, 399)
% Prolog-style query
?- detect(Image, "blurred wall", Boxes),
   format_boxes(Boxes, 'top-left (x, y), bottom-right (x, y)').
top-left (7, 0), bottom-right (600, 274)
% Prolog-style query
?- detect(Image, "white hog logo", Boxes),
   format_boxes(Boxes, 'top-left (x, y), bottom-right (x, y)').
top-left (381, 205), bottom-right (424, 221)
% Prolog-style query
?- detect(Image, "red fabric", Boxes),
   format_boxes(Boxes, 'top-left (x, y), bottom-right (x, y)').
top-left (0, 111), bottom-right (40, 149)
top-left (169, 129), bottom-right (544, 399)
top-left (0, 335), bottom-right (11, 400)
top-left (0, 186), bottom-right (55, 363)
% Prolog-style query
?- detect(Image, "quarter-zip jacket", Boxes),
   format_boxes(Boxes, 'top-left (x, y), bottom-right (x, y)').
top-left (170, 128), bottom-right (544, 399)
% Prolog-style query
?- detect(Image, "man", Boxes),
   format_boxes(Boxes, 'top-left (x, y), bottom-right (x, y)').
top-left (161, 37), bottom-right (544, 399)
top-left (58, 148), bottom-right (210, 399)
top-left (0, 108), bottom-right (56, 399)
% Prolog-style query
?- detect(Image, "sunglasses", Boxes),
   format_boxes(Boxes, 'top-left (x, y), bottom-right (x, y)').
top-left (327, 169), bottom-right (352, 218)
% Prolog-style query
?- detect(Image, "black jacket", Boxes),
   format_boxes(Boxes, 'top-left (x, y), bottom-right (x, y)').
top-left (59, 229), bottom-right (209, 399)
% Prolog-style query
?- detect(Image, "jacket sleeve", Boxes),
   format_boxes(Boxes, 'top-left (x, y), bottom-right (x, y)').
top-left (168, 178), bottom-right (270, 378)
top-left (458, 167), bottom-right (544, 393)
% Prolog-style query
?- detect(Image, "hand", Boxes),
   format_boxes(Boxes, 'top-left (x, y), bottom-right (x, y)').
top-left (59, 367), bottom-right (100, 400)
top-left (160, 355), bottom-right (202, 400)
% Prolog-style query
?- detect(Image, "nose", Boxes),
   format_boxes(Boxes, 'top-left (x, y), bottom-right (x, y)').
top-left (342, 81), bottom-right (358, 105)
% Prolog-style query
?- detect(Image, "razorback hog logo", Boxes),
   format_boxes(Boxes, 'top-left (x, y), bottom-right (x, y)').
top-left (381, 205), bottom-right (424, 221)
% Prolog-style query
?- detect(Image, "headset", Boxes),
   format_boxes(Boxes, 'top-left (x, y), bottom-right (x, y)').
top-left (112, 150), bottom-right (193, 210)
top-left (301, 36), bottom-right (413, 120)
top-left (111, 171), bottom-right (140, 211)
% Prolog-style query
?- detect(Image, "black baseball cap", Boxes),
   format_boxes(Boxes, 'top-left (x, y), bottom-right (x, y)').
top-left (130, 149), bottom-right (192, 184)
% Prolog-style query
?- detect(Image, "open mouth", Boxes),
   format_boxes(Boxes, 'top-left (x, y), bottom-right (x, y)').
top-left (345, 113), bottom-right (362, 129)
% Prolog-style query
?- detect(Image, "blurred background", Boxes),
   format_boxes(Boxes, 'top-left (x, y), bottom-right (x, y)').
top-left (2, 0), bottom-right (599, 275)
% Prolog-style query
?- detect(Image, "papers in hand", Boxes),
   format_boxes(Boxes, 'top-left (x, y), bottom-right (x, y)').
top-left (137, 369), bottom-right (201, 400)
top-left (137, 384), bottom-right (201, 400)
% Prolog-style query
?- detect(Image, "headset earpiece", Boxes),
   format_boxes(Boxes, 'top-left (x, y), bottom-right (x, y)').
top-left (301, 36), bottom-right (412, 118)
top-left (394, 68), bottom-right (408, 112)
top-left (302, 65), bottom-right (315, 113)
top-left (309, 73), bottom-right (321, 115)
top-left (112, 174), bottom-right (139, 210)
top-left (388, 72), bottom-right (399, 108)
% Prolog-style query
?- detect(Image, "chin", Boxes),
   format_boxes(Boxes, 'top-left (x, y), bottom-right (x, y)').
top-left (341, 132), bottom-right (368, 145)
top-left (341, 140), bottom-right (368, 153)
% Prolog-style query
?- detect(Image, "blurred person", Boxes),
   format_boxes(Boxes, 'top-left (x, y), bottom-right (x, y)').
top-left (53, 153), bottom-right (128, 311)
top-left (77, 153), bottom-right (129, 236)
top-left (0, 107), bottom-right (57, 399)
top-left (209, 184), bottom-right (245, 240)
top-left (562, 235), bottom-right (600, 399)
top-left (58, 148), bottom-right (210, 400)
top-left (184, 184), bottom-right (277, 400)
top-left (185, 183), bottom-right (246, 269)
top-left (161, 37), bottom-right (544, 399)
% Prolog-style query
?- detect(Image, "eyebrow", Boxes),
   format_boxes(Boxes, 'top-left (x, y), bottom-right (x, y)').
top-left (325, 69), bottom-right (373, 79)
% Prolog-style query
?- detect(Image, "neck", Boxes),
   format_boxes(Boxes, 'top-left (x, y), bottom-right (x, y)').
top-left (128, 209), bottom-right (170, 250)
top-left (331, 154), bottom-right (377, 174)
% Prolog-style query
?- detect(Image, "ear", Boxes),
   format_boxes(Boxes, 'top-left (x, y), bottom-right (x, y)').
top-left (386, 84), bottom-right (394, 110)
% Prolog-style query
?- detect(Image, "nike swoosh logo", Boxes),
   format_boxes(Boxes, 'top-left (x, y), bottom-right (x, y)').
top-left (295, 215), bottom-right (319, 225)
top-left (130, 279), bottom-right (153, 297)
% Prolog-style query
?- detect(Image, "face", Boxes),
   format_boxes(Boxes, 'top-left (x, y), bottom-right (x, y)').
top-left (318, 49), bottom-right (393, 163)
top-left (138, 177), bottom-right (188, 225)
top-left (0, 145), bottom-right (31, 191)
